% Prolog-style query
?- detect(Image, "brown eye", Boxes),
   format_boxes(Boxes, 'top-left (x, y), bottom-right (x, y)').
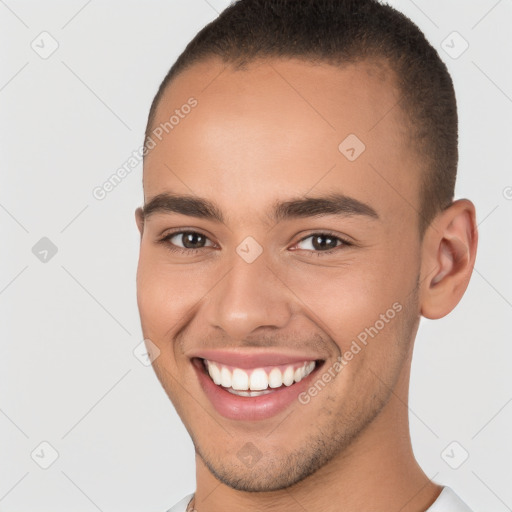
top-left (296, 233), bottom-right (345, 252)
top-left (161, 231), bottom-right (215, 252)
top-left (296, 233), bottom-right (352, 256)
top-left (312, 234), bottom-right (339, 251)
top-left (179, 232), bottom-right (208, 249)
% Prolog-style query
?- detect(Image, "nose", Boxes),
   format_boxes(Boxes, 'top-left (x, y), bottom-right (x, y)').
top-left (202, 250), bottom-right (295, 341)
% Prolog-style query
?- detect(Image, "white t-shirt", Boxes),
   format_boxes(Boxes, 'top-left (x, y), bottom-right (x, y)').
top-left (167, 486), bottom-right (473, 512)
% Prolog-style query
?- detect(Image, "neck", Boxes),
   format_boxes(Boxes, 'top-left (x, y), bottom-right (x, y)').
top-left (192, 355), bottom-right (442, 512)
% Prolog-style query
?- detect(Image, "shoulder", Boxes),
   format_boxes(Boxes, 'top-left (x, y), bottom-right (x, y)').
top-left (165, 493), bottom-right (194, 512)
top-left (427, 486), bottom-right (474, 512)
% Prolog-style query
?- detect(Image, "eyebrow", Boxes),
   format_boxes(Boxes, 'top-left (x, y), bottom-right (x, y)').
top-left (141, 192), bottom-right (379, 224)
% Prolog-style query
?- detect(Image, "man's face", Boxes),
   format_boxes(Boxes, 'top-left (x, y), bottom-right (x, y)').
top-left (136, 57), bottom-right (424, 491)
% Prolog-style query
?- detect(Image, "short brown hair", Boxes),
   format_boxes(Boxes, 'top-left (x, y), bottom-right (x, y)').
top-left (145, 0), bottom-right (458, 235)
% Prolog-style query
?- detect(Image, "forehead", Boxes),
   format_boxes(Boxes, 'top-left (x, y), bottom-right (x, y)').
top-left (143, 57), bottom-right (420, 226)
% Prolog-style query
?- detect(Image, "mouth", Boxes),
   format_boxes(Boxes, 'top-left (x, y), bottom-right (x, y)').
top-left (191, 353), bottom-right (325, 421)
top-left (204, 358), bottom-right (317, 396)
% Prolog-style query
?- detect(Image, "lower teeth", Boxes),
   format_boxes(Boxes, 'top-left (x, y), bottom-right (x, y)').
top-left (225, 387), bottom-right (278, 397)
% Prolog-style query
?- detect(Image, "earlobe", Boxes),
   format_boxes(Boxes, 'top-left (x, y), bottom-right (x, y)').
top-left (135, 207), bottom-right (145, 237)
top-left (420, 199), bottom-right (478, 319)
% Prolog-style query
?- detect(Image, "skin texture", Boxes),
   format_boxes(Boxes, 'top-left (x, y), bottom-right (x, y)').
top-left (135, 57), bottom-right (478, 511)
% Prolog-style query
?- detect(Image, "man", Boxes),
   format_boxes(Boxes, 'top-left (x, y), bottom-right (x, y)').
top-left (135, 0), bottom-right (478, 510)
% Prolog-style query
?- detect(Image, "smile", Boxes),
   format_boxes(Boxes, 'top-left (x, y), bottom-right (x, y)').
top-left (190, 352), bottom-right (325, 421)
top-left (204, 359), bottom-right (317, 396)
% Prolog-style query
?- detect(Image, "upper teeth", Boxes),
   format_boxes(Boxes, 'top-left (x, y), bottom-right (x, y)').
top-left (204, 360), bottom-right (316, 391)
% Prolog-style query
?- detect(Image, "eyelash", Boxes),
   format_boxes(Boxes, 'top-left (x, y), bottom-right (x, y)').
top-left (158, 231), bottom-right (214, 257)
top-left (158, 230), bottom-right (352, 257)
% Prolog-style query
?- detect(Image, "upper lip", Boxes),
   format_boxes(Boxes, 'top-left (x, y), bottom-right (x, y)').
top-left (188, 349), bottom-right (325, 369)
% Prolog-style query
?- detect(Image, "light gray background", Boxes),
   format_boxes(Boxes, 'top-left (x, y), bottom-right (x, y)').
top-left (1, 0), bottom-right (511, 510)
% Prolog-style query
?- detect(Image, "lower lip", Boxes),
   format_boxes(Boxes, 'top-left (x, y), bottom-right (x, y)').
top-left (193, 359), bottom-right (322, 421)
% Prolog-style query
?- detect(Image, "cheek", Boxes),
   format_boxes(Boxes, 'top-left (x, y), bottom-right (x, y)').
top-left (136, 252), bottom-right (210, 340)
top-left (283, 255), bottom-right (415, 356)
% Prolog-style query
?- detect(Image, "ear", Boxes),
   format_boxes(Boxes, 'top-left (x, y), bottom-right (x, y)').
top-left (419, 199), bottom-right (478, 319)
top-left (135, 207), bottom-right (145, 237)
